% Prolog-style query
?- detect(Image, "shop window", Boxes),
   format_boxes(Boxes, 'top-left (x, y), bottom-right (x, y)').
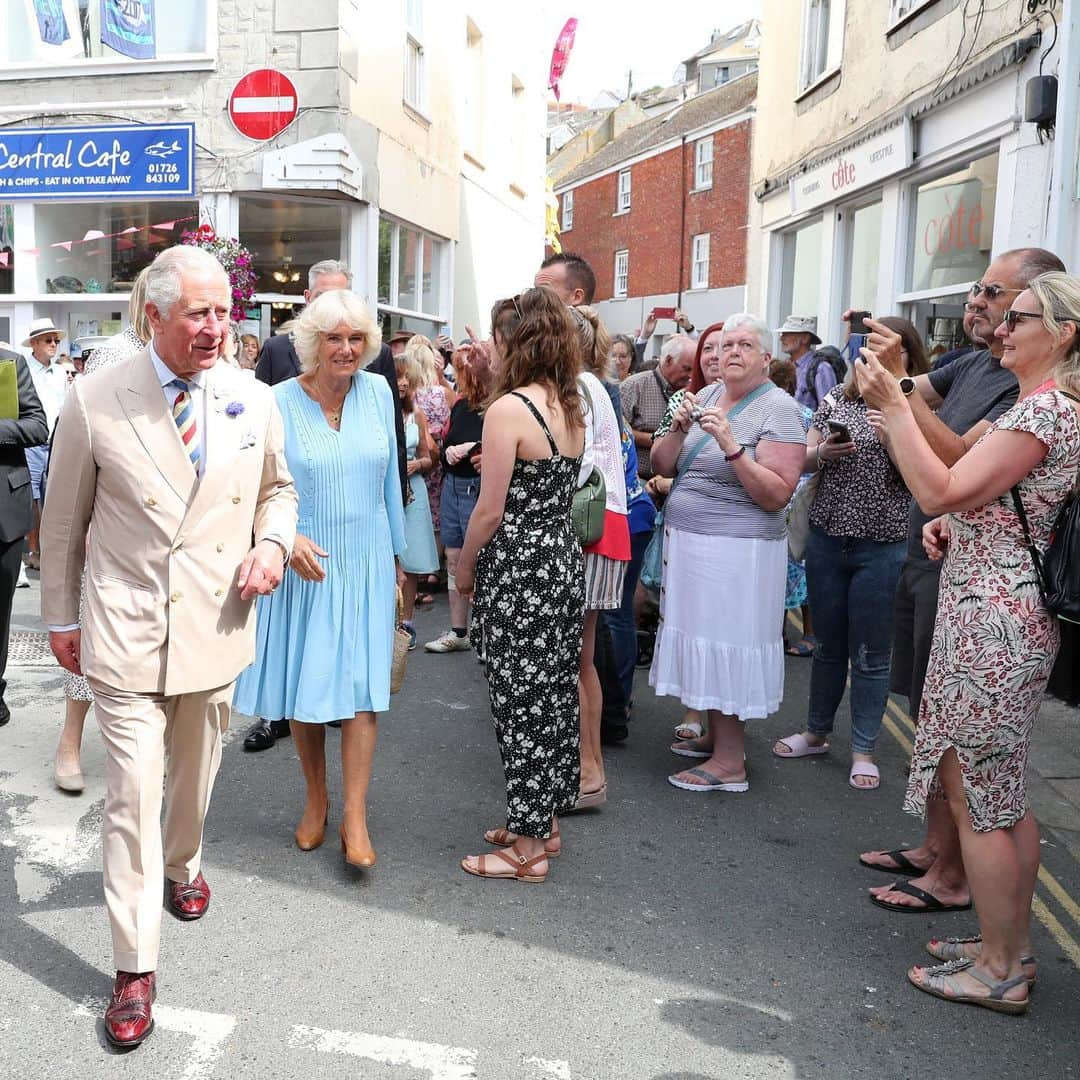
top-left (780, 217), bottom-right (823, 319)
top-left (908, 153), bottom-right (998, 294)
top-left (1, 1), bottom-right (215, 77)
top-left (691, 234), bottom-right (710, 290)
top-left (694, 137), bottom-right (714, 190)
top-left (562, 190), bottom-right (574, 231)
top-left (379, 215), bottom-right (446, 318)
top-left (616, 170), bottom-right (631, 213)
top-left (800, 0), bottom-right (845, 91)
top-left (0, 204), bottom-right (13, 295)
top-left (238, 195), bottom-right (346, 297)
top-left (404, 0), bottom-right (428, 114)
top-left (32, 200), bottom-right (197, 295)
top-left (845, 201), bottom-right (882, 313)
top-left (614, 250), bottom-right (629, 298)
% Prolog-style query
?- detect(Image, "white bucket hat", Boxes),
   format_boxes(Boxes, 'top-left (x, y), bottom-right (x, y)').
top-left (775, 315), bottom-right (821, 345)
top-left (22, 317), bottom-right (63, 347)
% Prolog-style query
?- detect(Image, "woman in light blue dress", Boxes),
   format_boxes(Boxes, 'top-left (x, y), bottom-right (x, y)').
top-left (233, 290), bottom-right (405, 868)
top-left (394, 353), bottom-right (439, 648)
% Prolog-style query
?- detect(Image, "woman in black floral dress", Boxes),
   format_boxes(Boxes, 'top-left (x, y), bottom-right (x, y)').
top-left (456, 287), bottom-right (585, 883)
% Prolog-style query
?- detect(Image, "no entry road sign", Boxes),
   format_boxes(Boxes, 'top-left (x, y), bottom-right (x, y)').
top-left (228, 69), bottom-right (299, 141)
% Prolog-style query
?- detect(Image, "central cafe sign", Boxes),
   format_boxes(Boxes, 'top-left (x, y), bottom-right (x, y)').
top-left (789, 122), bottom-right (913, 214)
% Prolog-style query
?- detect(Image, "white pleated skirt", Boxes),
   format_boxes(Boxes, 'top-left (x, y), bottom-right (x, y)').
top-left (649, 527), bottom-right (786, 719)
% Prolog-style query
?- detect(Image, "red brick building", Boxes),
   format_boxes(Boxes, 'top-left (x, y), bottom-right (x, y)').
top-left (552, 75), bottom-right (756, 343)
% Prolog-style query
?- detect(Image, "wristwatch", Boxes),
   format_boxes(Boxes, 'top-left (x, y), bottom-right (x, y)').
top-left (899, 376), bottom-right (917, 397)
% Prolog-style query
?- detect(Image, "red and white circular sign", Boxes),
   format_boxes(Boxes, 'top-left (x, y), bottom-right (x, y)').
top-left (228, 69), bottom-right (299, 141)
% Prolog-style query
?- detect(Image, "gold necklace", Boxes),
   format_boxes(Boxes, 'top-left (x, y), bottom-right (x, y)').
top-left (306, 376), bottom-right (348, 425)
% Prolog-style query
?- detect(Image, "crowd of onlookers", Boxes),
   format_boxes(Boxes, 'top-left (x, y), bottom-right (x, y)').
top-left (5, 241), bottom-right (1080, 1021)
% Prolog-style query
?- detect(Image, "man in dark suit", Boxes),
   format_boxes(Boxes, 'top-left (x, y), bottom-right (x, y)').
top-left (247, 259), bottom-right (408, 750)
top-left (0, 344), bottom-right (50, 727)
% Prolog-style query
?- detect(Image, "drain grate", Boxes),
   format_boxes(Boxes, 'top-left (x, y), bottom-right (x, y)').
top-left (7, 631), bottom-right (57, 667)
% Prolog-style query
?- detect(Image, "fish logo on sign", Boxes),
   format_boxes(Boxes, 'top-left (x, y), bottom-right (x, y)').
top-left (145, 140), bottom-right (183, 158)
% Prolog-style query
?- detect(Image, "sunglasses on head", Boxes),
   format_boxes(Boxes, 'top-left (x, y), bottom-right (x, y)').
top-left (969, 282), bottom-right (1021, 301)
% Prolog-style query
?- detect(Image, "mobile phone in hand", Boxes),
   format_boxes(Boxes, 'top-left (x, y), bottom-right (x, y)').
top-left (827, 420), bottom-right (851, 442)
top-left (652, 306), bottom-right (676, 319)
top-left (468, 441), bottom-right (482, 458)
top-left (848, 310), bottom-right (872, 335)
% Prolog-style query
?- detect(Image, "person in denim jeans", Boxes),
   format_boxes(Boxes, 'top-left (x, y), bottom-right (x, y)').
top-left (774, 317), bottom-right (929, 788)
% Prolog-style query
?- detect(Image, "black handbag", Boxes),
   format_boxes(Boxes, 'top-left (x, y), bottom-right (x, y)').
top-left (1011, 391), bottom-right (1080, 624)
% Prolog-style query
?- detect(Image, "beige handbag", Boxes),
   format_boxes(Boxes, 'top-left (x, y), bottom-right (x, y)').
top-left (391, 587), bottom-right (410, 694)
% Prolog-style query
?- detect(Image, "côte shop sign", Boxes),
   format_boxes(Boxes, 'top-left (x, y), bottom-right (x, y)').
top-left (910, 178), bottom-right (991, 293)
top-left (789, 121), bottom-right (912, 214)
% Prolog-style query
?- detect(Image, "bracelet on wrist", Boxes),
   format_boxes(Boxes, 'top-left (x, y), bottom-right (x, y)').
top-left (725, 445), bottom-right (746, 462)
top-left (815, 443), bottom-right (824, 469)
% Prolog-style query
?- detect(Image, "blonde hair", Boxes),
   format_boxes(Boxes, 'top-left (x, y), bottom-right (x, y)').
top-left (568, 304), bottom-right (613, 379)
top-left (404, 334), bottom-right (441, 387)
top-left (293, 289), bottom-right (381, 372)
top-left (128, 266), bottom-right (152, 343)
top-left (394, 352), bottom-right (423, 392)
top-left (1027, 271), bottom-right (1080, 397)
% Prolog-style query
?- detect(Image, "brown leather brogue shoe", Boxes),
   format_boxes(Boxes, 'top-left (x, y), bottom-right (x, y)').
top-left (104, 971), bottom-right (156, 1048)
top-left (166, 872), bottom-right (211, 920)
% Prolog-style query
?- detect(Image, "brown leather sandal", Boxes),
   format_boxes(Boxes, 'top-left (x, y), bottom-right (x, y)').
top-left (484, 825), bottom-right (561, 858)
top-left (460, 848), bottom-right (549, 883)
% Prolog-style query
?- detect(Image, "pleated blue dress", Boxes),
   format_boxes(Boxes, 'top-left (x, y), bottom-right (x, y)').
top-left (233, 372), bottom-right (406, 722)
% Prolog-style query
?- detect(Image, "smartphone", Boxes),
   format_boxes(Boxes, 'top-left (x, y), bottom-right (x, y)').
top-left (848, 310), bottom-right (872, 335)
top-left (827, 420), bottom-right (851, 442)
top-left (652, 306), bottom-right (676, 319)
top-left (468, 441), bottom-right (483, 458)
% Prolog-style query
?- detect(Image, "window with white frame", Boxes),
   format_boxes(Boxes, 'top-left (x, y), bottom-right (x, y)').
top-left (377, 214), bottom-right (446, 318)
top-left (614, 250), bottom-right (629, 297)
top-left (888, 0), bottom-right (936, 27)
top-left (617, 169), bottom-right (631, 213)
top-left (404, 0), bottom-right (428, 114)
top-left (694, 137), bottom-right (714, 190)
top-left (1, 1), bottom-right (216, 78)
top-left (562, 190), bottom-right (574, 231)
top-left (800, 0), bottom-right (845, 91)
top-left (691, 234), bottom-right (710, 290)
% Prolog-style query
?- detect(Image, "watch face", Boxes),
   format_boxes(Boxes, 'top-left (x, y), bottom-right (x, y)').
top-left (900, 377), bottom-right (916, 396)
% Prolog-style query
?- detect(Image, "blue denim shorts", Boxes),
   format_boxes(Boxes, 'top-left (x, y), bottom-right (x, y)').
top-left (440, 474), bottom-right (480, 548)
top-left (25, 445), bottom-right (49, 502)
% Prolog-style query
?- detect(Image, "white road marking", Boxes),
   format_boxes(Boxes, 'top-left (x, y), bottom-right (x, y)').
top-left (289, 1023), bottom-right (478, 1079)
top-left (523, 1056), bottom-right (572, 1078)
top-left (74, 999), bottom-right (236, 1080)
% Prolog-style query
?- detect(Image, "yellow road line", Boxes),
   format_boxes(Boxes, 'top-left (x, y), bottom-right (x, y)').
top-left (880, 713), bottom-right (913, 755)
top-left (1031, 896), bottom-right (1080, 968)
top-left (1039, 866), bottom-right (1080, 930)
top-left (885, 698), bottom-right (916, 734)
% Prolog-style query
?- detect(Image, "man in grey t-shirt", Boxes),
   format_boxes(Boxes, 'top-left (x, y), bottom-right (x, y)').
top-left (858, 247), bottom-right (1066, 914)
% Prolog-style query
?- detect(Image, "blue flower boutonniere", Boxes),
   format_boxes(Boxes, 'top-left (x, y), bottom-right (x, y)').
top-left (225, 401), bottom-right (245, 418)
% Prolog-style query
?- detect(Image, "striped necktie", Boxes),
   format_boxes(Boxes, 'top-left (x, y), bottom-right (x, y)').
top-left (170, 378), bottom-right (201, 472)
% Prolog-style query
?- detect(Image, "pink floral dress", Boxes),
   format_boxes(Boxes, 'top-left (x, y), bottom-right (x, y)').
top-left (415, 385), bottom-right (451, 533)
top-left (905, 388), bottom-right (1080, 831)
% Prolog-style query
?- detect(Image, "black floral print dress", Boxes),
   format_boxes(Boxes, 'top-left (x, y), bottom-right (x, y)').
top-left (471, 392), bottom-right (585, 838)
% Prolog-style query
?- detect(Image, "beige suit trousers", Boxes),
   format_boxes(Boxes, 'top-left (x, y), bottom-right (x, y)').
top-left (90, 677), bottom-right (232, 973)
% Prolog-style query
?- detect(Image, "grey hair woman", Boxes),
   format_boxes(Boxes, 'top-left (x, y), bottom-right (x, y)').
top-left (650, 312), bottom-right (807, 793)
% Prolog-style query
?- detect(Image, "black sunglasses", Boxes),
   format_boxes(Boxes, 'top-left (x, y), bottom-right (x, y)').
top-left (970, 282), bottom-right (1021, 301)
top-left (1002, 309), bottom-right (1042, 332)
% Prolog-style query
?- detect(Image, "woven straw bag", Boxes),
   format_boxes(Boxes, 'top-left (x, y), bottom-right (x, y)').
top-left (391, 587), bottom-right (410, 694)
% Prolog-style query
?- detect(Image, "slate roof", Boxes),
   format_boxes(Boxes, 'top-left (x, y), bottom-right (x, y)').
top-left (556, 72), bottom-right (757, 190)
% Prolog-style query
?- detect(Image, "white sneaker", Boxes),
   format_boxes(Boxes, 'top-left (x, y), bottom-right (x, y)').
top-left (424, 630), bottom-right (472, 653)
top-left (15, 564), bottom-right (30, 588)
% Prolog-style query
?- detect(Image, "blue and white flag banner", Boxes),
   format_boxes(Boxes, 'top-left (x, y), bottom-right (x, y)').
top-left (100, 0), bottom-right (156, 60)
top-left (33, 0), bottom-right (70, 45)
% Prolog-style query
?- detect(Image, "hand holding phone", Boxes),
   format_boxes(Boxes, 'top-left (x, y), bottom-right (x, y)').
top-left (826, 420), bottom-right (851, 442)
top-left (848, 310), bottom-right (872, 335)
top-left (652, 306), bottom-right (676, 319)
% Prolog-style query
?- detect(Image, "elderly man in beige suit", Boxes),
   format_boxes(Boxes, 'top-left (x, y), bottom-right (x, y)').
top-left (40, 245), bottom-right (297, 1050)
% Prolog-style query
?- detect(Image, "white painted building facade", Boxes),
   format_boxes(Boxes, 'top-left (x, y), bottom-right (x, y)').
top-left (0, 0), bottom-right (548, 352)
top-left (746, 1), bottom-right (1080, 352)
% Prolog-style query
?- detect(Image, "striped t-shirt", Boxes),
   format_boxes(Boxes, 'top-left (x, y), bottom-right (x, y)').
top-left (664, 382), bottom-right (807, 540)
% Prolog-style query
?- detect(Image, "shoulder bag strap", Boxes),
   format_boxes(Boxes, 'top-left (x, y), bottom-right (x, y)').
top-left (1010, 484), bottom-right (1049, 603)
top-left (653, 369), bottom-right (673, 402)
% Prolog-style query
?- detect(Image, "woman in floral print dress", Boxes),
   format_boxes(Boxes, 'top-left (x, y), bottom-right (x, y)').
top-left (856, 272), bottom-right (1080, 1015)
top-left (456, 287), bottom-right (585, 883)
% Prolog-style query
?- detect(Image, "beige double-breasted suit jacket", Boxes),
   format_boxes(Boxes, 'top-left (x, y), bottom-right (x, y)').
top-left (41, 348), bottom-right (298, 695)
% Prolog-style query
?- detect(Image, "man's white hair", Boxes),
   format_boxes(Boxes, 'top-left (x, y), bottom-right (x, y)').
top-left (144, 245), bottom-right (228, 318)
top-left (308, 259), bottom-right (351, 290)
top-left (659, 333), bottom-right (694, 365)
top-left (721, 313), bottom-right (773, 355)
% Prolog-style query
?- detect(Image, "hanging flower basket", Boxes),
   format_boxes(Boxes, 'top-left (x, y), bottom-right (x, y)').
top-left (181, 224), bottom-right (257, 322)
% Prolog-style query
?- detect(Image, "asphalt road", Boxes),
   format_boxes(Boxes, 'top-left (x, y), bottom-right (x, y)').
top-left (2, 585), bottom-right (1079, 1079)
